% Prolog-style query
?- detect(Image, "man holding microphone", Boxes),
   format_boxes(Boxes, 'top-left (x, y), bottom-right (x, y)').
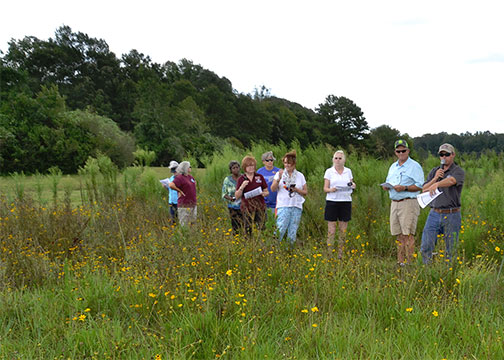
top-left (420, 143), bottom-right (465, 264)
top-left (383, 140), bottom-right (424, 266)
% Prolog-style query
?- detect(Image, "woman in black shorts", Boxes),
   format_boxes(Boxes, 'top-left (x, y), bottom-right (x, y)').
top-left (323, 150), bottom-right (356, 258)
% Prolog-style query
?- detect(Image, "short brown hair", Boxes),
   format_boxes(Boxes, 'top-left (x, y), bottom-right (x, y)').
top-left (282, 150), bottom-right (297, 165)
top-left (241, 155), bottom-right (257, 171)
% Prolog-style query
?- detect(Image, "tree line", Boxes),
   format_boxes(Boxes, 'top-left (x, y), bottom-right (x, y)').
top-left (1, 26), bottom-right (502, 174)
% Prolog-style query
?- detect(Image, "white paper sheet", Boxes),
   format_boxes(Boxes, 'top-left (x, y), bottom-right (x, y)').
top-left (417, 189), bottom-right (442, 208)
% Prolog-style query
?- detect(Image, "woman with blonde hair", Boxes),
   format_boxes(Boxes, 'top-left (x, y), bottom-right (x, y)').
top-left (323, 150), bottom-right (356, 258)
top-left (271, 150), bottom-right (307, 245)
top-left (235, 155), bottom-right (269, 234)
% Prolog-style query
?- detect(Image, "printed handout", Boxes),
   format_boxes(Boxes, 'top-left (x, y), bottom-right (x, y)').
top-left (244, 187), bottom-right (262, 199)
top-left (417, 189), bottom-right (442, 208)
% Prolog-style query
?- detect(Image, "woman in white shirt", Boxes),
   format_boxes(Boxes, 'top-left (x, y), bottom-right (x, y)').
top-left (323, 150), bottom-right (356, 258)
top-left (271, 150), bottom-right (308, 245)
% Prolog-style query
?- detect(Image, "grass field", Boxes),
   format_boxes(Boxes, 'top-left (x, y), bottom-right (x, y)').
top-left (1, 148), bottom-right (503, 359)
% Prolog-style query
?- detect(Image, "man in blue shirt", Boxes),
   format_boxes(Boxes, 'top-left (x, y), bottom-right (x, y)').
top-left (160, 160), bottom-right (179, 223)
top-left (257, 151), bottom-right (280, 214)
top-left (382, 140), bottom-right (424, 266)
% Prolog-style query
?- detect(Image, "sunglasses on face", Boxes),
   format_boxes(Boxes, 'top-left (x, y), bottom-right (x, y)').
top-left (264, 159), bottom-right (274, 162)
top-left (438, 152), bottom-right (451, 157)
top-left (334, 157), bottom-right (343, 160)
top-left (395, 149), bottom-right (407, 154)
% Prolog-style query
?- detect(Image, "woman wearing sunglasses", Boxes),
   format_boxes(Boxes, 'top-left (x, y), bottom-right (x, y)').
top-left (271, 150), bottom-right (307, 245)
top-left (323, 150), bottom-right (356, 258)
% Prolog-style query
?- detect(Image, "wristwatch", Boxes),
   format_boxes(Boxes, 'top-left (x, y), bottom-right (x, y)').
top-left (405, 186), bottom-right (408, 192)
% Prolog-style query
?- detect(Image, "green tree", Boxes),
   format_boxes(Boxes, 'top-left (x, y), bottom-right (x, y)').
top-left (316, 95), bottom-right (369, 147)
top-left (200, 84), bottom-right (239, 139)
top-left (234, 94), bottom-right (272, 147)
top-left (64, 110), bottom-right (135, 169)
top-left (4, 26), bottom-right (121, 119)
top-left (366, 125), bottom-right (402, 159)
top-left (261, 98), bottom-right (299, 145)
top-left (0, 89), bottom-right (92, 174)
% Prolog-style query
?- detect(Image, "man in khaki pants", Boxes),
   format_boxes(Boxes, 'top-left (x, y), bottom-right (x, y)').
top-left (382, 140), bottom-right (424, 266)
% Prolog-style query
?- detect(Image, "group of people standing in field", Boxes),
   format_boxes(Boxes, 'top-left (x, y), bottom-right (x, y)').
top-left (222, 151), bottom-right (308, 243)
top-left (191, 148), bottom-right (356, 255)
top-left (162, 140), bottom-right (464, 265)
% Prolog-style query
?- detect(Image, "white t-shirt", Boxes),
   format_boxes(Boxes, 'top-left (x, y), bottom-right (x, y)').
top-left (324, 166), bottom-right (353, 202)
top-left (273, 170), bottom-right (307, 209)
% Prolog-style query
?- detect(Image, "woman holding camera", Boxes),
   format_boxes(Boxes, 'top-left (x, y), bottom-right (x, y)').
top-left (271, 150), bottom-right (307, 245)
top-left (323, 150), bottom-right (356, 258)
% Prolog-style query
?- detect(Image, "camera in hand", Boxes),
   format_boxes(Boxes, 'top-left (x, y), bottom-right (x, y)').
top-left (288, 184), bottom-right (296, 197)
top-left (347, 182), bottom-right (353, 187)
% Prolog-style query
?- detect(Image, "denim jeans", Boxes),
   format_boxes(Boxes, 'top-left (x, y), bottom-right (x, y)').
top-left (420, 209), bottom-right (461, 264)
top-left (276, 207), bottom-right (303, 244)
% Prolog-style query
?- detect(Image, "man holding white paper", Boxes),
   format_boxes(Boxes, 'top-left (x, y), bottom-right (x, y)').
top-left (382, 139), bottom-right (424, 266)
top-left (420, 143), bottom-right (465, 264)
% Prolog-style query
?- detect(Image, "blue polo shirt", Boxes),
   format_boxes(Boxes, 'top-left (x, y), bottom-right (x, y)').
top-left (385, 157), bottom-right (424, 201)
top-left (257, 166), bottom-right (280, 209)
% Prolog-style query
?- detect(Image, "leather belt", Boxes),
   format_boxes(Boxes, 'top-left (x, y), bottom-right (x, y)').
top-left (433, 208), bottom-right (460, 214)
top-left (392, 198), bottom-right (416, 202)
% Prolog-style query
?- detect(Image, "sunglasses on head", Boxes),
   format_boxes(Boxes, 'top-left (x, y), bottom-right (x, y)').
top-left (438, 152), bottom-right (451, 157)
top-left (264, 159), bottom-right (274, 162)
top-left (395, 149), bottom-right (407, 154)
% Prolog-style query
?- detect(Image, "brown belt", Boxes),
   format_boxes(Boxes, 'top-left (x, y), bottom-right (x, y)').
top-left (433, 208), bottom-right (460, 214)
top-left (392, 198), bottom-right (416, 202)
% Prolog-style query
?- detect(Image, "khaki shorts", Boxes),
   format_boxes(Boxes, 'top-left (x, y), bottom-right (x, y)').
top-left (178, 206), bottom-right (197, 226)
top-left (390, 199), bottom-right (420, 236)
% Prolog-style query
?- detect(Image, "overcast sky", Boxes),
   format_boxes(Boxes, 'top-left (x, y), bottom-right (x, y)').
top-left (2, 0), bottom-right (503, 137)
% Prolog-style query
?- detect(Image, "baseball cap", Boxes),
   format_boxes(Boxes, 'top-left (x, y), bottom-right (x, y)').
top-left (394, 139), bottom-right (409, 149)
top-left (438, 143), bottom-right (455, 153)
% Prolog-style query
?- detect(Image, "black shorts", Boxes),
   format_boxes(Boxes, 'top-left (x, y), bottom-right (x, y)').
top-left (324, 201), bottom-right (352, 222)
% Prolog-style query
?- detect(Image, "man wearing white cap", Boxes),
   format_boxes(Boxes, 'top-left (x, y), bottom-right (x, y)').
top-left (160, 160), bottom-right (179, 223)
top-left (420, 143), bottom-right (465, 264)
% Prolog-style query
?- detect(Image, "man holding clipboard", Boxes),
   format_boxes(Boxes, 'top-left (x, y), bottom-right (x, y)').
top-left (382, 140), bottom-right (424, 266)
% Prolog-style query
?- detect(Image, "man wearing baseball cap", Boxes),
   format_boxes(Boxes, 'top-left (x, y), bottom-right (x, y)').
top-left (420, 143), bottom-right (465, 264)
top-left (382, 139), bottom-right (424, 266)
top-left (160, 160), bottom-right (180, 223)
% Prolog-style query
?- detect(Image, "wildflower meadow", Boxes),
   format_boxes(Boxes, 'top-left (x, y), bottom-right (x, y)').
top-left (1, 143), bottom-right (503, 359)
